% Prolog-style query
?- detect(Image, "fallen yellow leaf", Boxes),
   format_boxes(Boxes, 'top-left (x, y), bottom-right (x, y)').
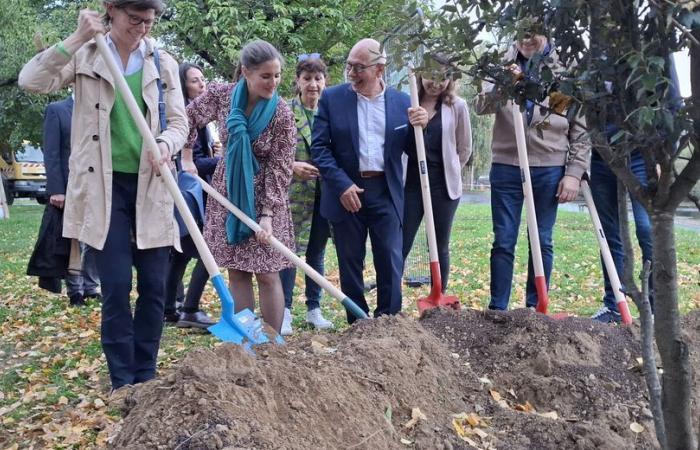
top-left (489, 390), bottom-right (502, 401)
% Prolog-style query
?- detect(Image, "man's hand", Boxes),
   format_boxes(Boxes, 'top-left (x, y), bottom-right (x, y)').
top-left (49, 194), bottom-right (65, 209)
top-left (149, 142), bottom-right (172, 176)
top-left (340, 184), bottom-right (364, 213)
top-left (256, 216), bottom-right (273, 244)
top-left (408, 106), bottom-right (429, 128)
top-left (293, 161), bottom-right (319, 181)
top-left (556, 175), bottom-right (580, 203)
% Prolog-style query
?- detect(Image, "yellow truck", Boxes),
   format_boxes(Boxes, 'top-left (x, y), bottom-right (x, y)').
top-left (0, 141), bottom-right (47, 205)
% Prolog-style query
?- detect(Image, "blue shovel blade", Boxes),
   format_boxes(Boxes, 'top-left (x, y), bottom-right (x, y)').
top-left (208, 274), bottom-right (284, 346)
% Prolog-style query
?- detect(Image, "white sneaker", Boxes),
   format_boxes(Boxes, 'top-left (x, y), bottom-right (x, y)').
top-left (281, 308), bottom-right (293, 336)
top-left (306, 307), bottom-right (334, 330)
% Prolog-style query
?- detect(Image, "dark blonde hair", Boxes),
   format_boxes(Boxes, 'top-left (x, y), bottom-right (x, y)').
top-left (417, 53), bottom-right (456, 106)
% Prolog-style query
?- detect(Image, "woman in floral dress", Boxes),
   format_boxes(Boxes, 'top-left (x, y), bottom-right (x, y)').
top-left (185, 40), bottom-right (296, 332)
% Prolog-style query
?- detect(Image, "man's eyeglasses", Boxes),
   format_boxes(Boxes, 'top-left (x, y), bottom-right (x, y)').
top-left (298, 53), bottom-right (321, 62)
top-left (345, 62), bottom-right (378, 74)
top-left (123, 10), bottom-right (158, 27)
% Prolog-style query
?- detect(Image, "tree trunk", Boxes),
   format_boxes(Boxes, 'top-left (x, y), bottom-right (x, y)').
top-left (651, 211), bottom-right (696, 449)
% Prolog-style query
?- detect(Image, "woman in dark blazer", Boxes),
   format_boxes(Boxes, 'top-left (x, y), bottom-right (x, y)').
top-left (402, 55), bottom-right (472, 293)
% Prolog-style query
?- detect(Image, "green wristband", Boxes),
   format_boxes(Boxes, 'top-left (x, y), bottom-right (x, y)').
top-left (56, 41), bottom-right (71, 58)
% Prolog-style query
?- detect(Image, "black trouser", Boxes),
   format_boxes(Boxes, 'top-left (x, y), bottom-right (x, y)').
top-left (93, 172), bottom-right (169, 389)
top-left (402, 180), bottom-right (460, 293)
top-left (165, 235), bottom-right (209, 314)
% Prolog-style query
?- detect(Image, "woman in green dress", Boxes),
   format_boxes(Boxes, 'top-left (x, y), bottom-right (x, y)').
top-left (280, 55), bottom-right (333, 335)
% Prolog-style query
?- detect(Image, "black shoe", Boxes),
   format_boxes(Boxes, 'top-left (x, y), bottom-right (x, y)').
top-left (85, 292), bottom-right (102, 302)
top-left (164, 312), bottom-right (181, 324)
top-left (69, 293), bottom-right (85, 307)
top-left (177, 310), bottom-right (216, 329)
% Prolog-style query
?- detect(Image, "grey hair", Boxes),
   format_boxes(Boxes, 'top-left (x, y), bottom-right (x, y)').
top-left (101, 0), bottom-right (166, 26)
top-left (234, 40), bottom-right (283, 80)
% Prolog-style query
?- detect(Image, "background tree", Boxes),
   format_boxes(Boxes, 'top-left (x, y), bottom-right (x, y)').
top-left (161, 0), bottom-right (426, 92)
top-left (2, 0), bottom-right (427, 155)
top-left (398, 1), bottom-right (698, 448)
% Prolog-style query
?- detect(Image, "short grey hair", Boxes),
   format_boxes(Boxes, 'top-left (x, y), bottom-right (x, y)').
top-left (102, 0), bottom-right (166, 25)
top-left (234, 40), bottom-right (284, 80)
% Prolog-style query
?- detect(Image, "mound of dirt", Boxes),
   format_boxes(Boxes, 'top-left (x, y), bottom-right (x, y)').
top-left (109, 310), bottom-right (660, 449)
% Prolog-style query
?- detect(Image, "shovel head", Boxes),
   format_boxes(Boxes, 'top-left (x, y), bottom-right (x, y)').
top-left (207, 274), bottom-right (283, 349)
top-left (417, 293), bottom-right (461, 316)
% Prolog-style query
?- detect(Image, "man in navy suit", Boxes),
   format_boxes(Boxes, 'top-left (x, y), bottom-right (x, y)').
top-left (311, 38), bottom-right (427, 323)
top-left (43, 96), bottom-right (100, 306)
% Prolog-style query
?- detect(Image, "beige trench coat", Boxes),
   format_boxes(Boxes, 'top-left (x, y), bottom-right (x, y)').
top-left (19, 37), bottom-right (188, 250)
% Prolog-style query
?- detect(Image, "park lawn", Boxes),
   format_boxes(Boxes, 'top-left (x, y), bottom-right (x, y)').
top-left (0, 201), bottom-right (698, 448)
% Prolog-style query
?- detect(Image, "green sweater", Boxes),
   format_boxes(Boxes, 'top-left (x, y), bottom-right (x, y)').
top-left (110, 70), bottom-right (146, 173)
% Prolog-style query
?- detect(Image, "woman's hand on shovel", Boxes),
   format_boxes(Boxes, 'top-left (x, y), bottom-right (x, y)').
top-left (149, 142), bottom-right (172, 176)
top-left (256, 216), bottom-right (273, 244)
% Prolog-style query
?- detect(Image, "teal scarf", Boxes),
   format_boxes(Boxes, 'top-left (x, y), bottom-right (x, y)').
top-left (225, 80), bottom-right (279, 244)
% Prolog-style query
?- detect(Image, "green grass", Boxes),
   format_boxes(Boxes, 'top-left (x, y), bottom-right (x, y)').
top-left (0, 201), bottom-right (699, 448)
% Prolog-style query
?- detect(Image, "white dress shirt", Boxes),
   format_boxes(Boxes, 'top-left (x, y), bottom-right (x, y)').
top-left (357, 85), bottom-right (386, 172)
top-left (106, 34), bottom-right (146, 75)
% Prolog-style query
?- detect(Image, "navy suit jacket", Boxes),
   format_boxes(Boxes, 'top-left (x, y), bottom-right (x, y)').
top-left (311, 83), bottom-right (413, 223)
top-left (42, 97), bottom-right (73, 196)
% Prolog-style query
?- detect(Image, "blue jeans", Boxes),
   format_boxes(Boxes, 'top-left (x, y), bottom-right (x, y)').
top-left (489, 164), bottom-right (563, 310)
top-left (280, 192), bottom-right (331, 311)
top-left (589, 151), bottom-right (653, 311)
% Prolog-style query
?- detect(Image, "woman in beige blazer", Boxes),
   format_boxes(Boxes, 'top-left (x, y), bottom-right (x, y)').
top-left (402, 55), bottom-right (472, 292)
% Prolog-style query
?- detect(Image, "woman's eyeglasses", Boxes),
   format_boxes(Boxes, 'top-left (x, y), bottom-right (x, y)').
top-left (123, 10), bottom-right (158, 27)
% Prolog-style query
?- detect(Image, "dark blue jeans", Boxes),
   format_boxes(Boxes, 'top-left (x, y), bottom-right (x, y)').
top-left (280, 194), bottom-right (331, 311)
top-left (402, 182), bottom-right (460, 292)
top-left (589, 151), bottom-right (653, 311)
top-left (93, 172), bottom-right (170, 390)
top-left (489, 163), bottom-right (563, 310)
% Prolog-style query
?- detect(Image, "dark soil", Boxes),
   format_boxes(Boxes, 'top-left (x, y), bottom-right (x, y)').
top-left (107, 308), bottom-right (681, 450)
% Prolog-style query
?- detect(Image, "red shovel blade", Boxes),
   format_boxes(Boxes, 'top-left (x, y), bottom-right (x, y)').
top-left (417, 293), bottom-right (461, 316)
top-left (417, 262), bottom-right (461, 315)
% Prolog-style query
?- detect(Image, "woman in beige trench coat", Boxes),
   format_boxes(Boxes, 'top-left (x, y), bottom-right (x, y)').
top-left (18, 0), bottom-right (188, 391)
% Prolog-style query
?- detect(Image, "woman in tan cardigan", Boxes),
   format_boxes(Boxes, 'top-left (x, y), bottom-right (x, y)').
top-left (402, 55), bottom-right (472, 293)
